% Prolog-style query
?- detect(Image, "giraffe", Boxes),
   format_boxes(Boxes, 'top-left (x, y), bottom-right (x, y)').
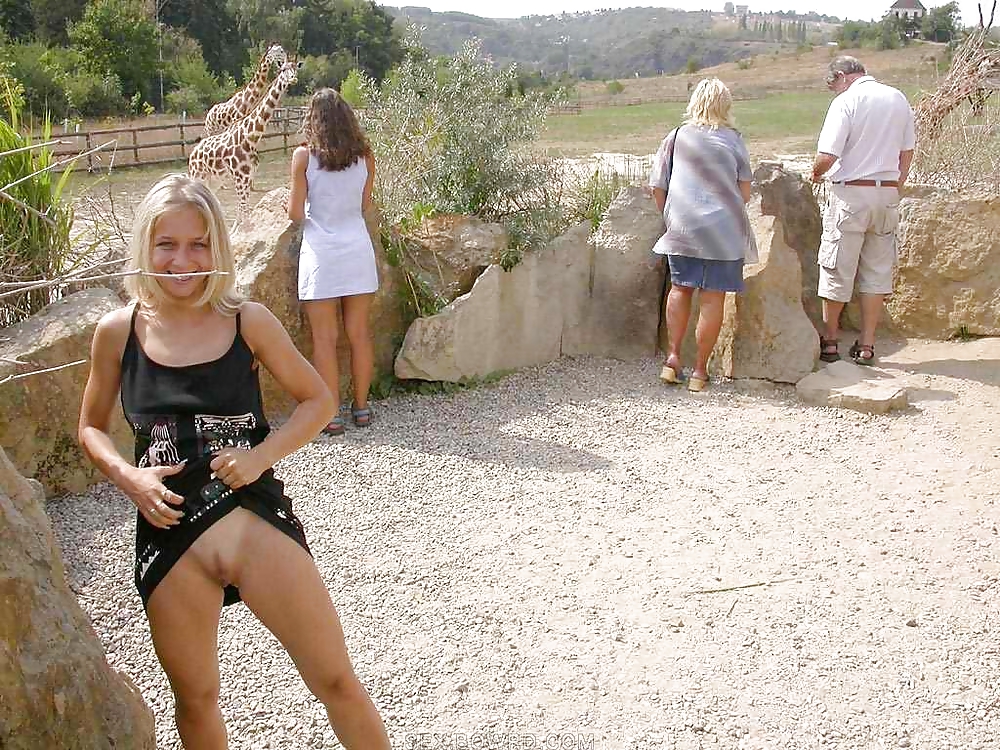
top-left (203, 44), bottom-right (287, 137)
top-left (914, 2), bottom-right (1000, 142)
top-left (188, 60), bottom-right (301, 224)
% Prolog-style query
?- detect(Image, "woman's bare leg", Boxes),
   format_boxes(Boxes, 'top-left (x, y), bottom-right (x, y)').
top-left (303, 299), bottom-right (341, 413)
top-left (340, 294), bottom-right (375, 410)
top-left (665, 285), bottom-right (695, 371)
top-left (693, 290), bottom-right (726, 380)
top-left (234, 516), bottom-right (390, 750)
top-left (146, 556), bottom-right (226, 750)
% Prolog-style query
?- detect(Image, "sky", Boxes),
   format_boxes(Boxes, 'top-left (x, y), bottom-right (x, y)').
top-left (397, 0), bottom-right (988, 25)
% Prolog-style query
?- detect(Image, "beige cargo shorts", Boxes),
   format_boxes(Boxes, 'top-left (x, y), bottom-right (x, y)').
top-left (817, 184), bottom-right (900, 303)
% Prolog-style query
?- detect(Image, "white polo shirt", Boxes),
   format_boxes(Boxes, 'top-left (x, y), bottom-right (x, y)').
top-left (817, 76), bottom-right (916, 182)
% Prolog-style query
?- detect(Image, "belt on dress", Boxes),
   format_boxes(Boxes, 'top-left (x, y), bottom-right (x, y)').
top-left (832, 179), bottom-right (899, 187)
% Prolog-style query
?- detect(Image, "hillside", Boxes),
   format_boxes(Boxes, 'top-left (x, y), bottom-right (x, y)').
top-left (385, 6), bottom-right (841, 79)
top-left (573, 41), bottom-right (946, 102)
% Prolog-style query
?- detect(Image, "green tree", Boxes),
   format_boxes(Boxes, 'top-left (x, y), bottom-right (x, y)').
top-left (921, 2), bottom-right (960, 42)
top-left (299, 0), bottom-right (403, 81)
top-left (30, 0), bottom-right (88, 43)
top-left (67, 0), bottom-right (158, 102)
top-left (225, 0), bottom-right (304, 51)
top-left (0, 0), bottom-right (34, 41)
top-left (159, 0), bottom-right (244, 78)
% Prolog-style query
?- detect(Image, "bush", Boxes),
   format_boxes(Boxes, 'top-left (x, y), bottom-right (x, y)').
top-left (164, 50), bottom-right (225, 114)
top-left (359, 34), bottom-right (569, 314)
top-left (339, 68), bottom-right (366, 107)
top-left (361, 35), bottom-right (566, 240)
top-left (64, 71), bottom-right (125, 117)
top-left (4, 42), bottom-right (69, 118)
top-left (606, 80), bottom-right (625, 95)
top-left (0, 95), bottom-right (74, 326)
top-left (685, 56), bottom-right (701, 74)
top-left (736, 57), bottom-right (753, 70)
top-left (293, 51), bottom-right (354, 95)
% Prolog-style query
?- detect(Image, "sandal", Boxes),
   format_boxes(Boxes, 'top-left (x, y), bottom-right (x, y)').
top-left (322, 415), bottom-right (346, 436)
top-left (688, 374), bottom-right (709, 392)
top-left (351, 404), bottom-right (372, 428)
top-left (819, 336), bottom-right (841, 363)
top-left (659, 361), bottom-right (684, 385)
top-left (849, 340), bottom-right (875, 366)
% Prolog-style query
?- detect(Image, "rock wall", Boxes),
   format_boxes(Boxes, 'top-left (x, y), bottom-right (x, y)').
top-left (888, 188), bottom-right (1000, 338)
top-left (0, 288), bottom-right (131, 496)
top-left (0, 446), bottom-right (155, 749)
top-left (394, 223), bottom-right (592, 381)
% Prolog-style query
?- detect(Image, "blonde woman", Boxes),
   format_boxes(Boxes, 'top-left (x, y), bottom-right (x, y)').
top-left (649, 77), bottom-right (753, 392)
top-left (78, 175), bottom-right (390, 749)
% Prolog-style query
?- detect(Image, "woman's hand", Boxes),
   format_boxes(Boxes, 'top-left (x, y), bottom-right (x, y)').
top-left (210, 447), bottom-right (268, 490)
top-left (122, 462), bottom-right (187, 529)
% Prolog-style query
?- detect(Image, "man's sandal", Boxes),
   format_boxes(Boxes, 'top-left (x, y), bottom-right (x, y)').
top-left (351, 404), bottom-right (372, 428)
top-left (819, 336), bottom-right (841, 363)
top-left (849, 341), bottom-right (875, 366)
top-left (322, 415), bottom-right (346, 436)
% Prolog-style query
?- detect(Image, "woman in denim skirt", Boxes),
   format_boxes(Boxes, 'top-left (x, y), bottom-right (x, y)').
top-left (649, 78), bottom-right (755, 392)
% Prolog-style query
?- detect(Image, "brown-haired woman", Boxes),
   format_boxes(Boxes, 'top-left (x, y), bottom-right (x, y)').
top-left (288, 88), bottom-right (377, 435)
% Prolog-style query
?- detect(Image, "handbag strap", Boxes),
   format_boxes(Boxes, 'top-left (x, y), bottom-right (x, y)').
top-left (657, 126), bottom-right (681, 339)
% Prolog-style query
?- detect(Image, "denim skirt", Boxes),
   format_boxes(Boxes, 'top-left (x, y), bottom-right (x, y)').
top-left (667, 254), bottom-right (744, 293)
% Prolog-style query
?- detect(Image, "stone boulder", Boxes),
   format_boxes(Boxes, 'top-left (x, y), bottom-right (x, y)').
top-left (887, 188), bottom-right (1000, 339)
top-left (401, 214), bottom-right (508, 305)
top-left (0, 288), bottom-right (131, 496)
top-left (0, 446), bottom-right (155, 749)
top-left (796, 360), bottom-right (909, 414)
top-left (713, 203), bottom-right (819, 383)
top-left (753, 161), bottom-right (823, 332)
top-left (394, 223), bottom-right (592, 381)
top-left (562, 186), bottom-right (667, 359)
top-left (234, 188), bottom-right (410, 416)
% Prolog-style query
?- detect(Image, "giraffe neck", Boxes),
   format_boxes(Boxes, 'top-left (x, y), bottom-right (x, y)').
top-left (231, 54), bottom-right (272, 112)
top-left (236, 75), bottom-right (293, 146)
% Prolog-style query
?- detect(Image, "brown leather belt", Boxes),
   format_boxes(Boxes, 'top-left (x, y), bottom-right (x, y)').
top-left (833, 179), bottom-right (899, 187)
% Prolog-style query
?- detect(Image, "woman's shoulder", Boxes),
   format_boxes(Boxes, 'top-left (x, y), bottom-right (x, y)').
top-left (91, 304), bottom-right (136, 359)
top-left (97, 303), bottom-right (135, 335)
top-left (292, 146), bottom-right (311, 164)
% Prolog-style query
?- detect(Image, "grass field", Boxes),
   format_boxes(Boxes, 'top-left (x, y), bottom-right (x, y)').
top-left (537, 91), bottom-right (837, 159)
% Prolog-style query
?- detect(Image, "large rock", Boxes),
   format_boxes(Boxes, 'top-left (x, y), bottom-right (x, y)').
top-left (714, 204), bottom-right (819, 383)
top-left (234, 188), bottom-right (410, 415)
top-left (401, 214), bottom-right (508, 305)
top-left (0, 446), bottom-right (155, 749)
top-left (394, 223), bottom-right (592, 381)
top-left (796, 360), bottom-right (909, 414)
top-left (887, 188), bottom-right (1000, 338)
top-left (754, 161), bottom-right (823, 332)
top-left (0, 288), bottom-right (130, 496)
top-left (562, 186), bottom-right (667, 359)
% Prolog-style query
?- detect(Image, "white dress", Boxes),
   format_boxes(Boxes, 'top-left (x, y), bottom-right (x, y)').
top-left (297, 154), bottom-right (378, 300)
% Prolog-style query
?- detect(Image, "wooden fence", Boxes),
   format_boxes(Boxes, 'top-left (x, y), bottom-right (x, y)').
top-left (39, 106), bottom-right (308, 171)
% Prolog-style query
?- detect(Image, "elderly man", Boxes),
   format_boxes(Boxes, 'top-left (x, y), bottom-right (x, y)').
top-left (811, 55), bottom-right (915, 365)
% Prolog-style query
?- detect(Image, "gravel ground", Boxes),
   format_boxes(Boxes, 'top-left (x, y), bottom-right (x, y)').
top-left (49, 341), bottom-right (1000, 750)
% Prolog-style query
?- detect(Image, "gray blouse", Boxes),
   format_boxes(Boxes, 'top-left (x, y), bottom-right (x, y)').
top-left (648, 124), bottom-right (753, 263)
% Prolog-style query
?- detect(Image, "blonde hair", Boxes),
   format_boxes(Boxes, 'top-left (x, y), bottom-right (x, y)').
top-left (125, 174), bottom-right (242, 316)
top-left (683, 78), bottom-right (734, 130)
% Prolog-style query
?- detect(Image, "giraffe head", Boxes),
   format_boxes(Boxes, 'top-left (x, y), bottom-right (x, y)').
top-left (276, 59), bottom-right (302, 89)
top-left (266, 44), bottom-right (287, 69)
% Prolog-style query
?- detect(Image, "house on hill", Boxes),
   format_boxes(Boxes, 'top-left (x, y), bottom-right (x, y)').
top-left (888, 0), bottom-right (926, 22)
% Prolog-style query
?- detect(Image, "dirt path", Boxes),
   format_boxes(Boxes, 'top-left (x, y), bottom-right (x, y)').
top-left (49, 338), bottom-right (1000, 749)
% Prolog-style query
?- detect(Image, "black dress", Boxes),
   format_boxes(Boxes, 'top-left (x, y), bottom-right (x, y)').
top-left (120, 304), bottom-right (310, 609)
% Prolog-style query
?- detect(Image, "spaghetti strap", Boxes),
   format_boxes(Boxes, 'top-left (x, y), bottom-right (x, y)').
top-left (129, 302), bottom-right (141, 332)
